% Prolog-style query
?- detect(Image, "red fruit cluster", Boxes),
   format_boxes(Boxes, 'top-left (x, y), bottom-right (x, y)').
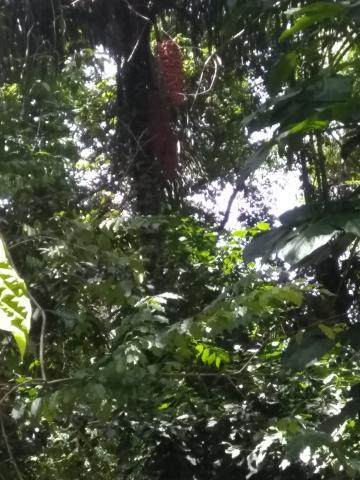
top-left (149, 94), bottom-right (178, 179)
top-left (155, 39), bottom-right (186, 107)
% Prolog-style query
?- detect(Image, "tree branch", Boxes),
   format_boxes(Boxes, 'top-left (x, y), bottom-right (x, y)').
top-left (217, 180), bottom-right (245, 231)
top-left (28, 293), bottom-right (47, 382)
top-left (1, 417), bottom-right (25, 480)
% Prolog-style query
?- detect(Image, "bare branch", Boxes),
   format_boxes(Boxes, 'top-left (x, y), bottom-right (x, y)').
top-left (123, 0), bottom-right (151, 23)
top-left (217, 181), bottom-right (244, 231)
top-left (28, 294), bottom-right (47, 382)
top-left (1, 417), bottom-right (25, 480)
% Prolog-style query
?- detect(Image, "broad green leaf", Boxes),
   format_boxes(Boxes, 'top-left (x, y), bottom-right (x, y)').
top-left (275, 417), bottom-right (300, 435)
top-left (343, 325), bottom-right (360, 350)
top-left (195, 344), bottom-right (204, 357)
top-left (318, 323), bottom-right (336, 340)
top-left (201, 348), bottom-right (210, 363)
top-left (243, 227), bottom-right (295, 264)
top-left (236, 142), bottom-right (274, 183)
top-left (256, 222), bottom-right (270, 231)
top-left (280, 3), bottom-right (346, 41)
top-left (279, 205), bottom-right (322, 226)
top-left (93, 383), bottom-right (106, 400)
top-left (269, 51), bottom-right (298, 94)
top-left (278, 222), bottom-right (337, 265)
top-left (286, 118), bottom-right (329, 135)
top-left (245, 204), bottom-right (360, 266)
top-left (286, 431), bottom-right (332, 459)
top-left (282, 332), bottom-right (334, 370)
top-left (248, 285), bottom-right (303, 310)
top-left (280, 14), bottom-right (329, 41)
top-left (305, 75), bottom-right (352, 103)
top-left (277, 286), bottom-right (303, 307)
top-left (251, 74), bottom-right (353, 136)
top-left (30, 397), bottom-right (43, 419)
top-left (319, 398), bottom-right (360, 433)
top-left (0, 238), bottom-right (31, 359)
top-left (347, 458), bottom-right (360, 474)
top-left (207, 353), bottom-right (216, 366)
top-left (287, 1), bottom-right (346, 17)
top-left (342, 215), bottom-right (360, 236)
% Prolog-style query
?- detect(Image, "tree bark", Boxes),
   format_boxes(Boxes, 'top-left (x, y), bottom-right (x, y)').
top-left (114, 0), bottom-right (161, 215)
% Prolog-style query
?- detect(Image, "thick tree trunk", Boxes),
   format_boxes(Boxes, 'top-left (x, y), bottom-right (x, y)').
top-left (114, 0), bottom-right (161, 215)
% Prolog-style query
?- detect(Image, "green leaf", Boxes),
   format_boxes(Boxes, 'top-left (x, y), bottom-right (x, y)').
top-left (342, 215), bottom-right (360, 236)
top-left (243, 227), bottom-right (294, 264)
top-left (236, 142), bottom-right (274, 184)
top-left (286, 431), bottom-right (332, 459)
top-left (201, 348), bottom-right (210, 363)
top-left (275, 417), bottom-right (300, 435)
top-left (269, 51), bottom-right (298, 94)
top-left (195, 344), bottom-right (204, 357)
top-left (251, 74), bottom-right (353, 136)
top-left (282, 331), bottom-right (334, 370)
top-left (0, 237), bottom-right (31, 359)
top-left (279, 205), bottom-right (321, 226)
top-left (280, 3), bottom-right (346, 41)
top-left (30, 397), bottom-right (43, 419)
top-left (285, 118), bottom-right (329, 136)
top-left (277, 286), bottom-right (303, 307)
top-left (280, 14), bottom-right (327, 41)
top-left (244, 205), bottom-right (360, 267)
top-left (304, 75), bottom-right (352, 104)
top-left (318, 323), bottom-right (336, 340)
top-left (278, 222), bottom-right (337, 265)
top-left (287, 1), bottom-right (346, 17)
top-left (207, 353), bottom-right (216, 366)
top-left (256, 222), bottom-right (270, 231)
top-left (93, 383), bottom-right (106, 400)
top-left (343, 325), bottom-right (360, 350)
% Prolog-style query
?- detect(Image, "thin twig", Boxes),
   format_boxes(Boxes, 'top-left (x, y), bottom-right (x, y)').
top-left (230, 351), bottom-right (260, 376)
top-left (32, 377), bottom-right (74, 386)
top-left (330, 237), bottom-right (360, 313)
top-left (39, 307), bottom-right (47, 382)
top-left (217, 143), bottom-right (272, 231)
top-left (50, 0), bottom-right (57, 50)
top-left (166, 284), bottom-right (233, 337)
top-left (218, 181), bottom-right (244, 231)
top-left (28, 294), bottom-right (47, 382)
top-left (190, 55), bottom-right (220, 107)
top-left (0, 418), bottom-right (25, 480)
top-left (0, 377), bottom-right (76, 413)
top-left (123, 0), bottom-right (151, 22)
top-left (189, 29), bottom-right (245, 108)
top-left (9, 235), bottom-right (58, 249)
top-left (333, 32), bottom-right (357, 68)
top-left (126, 32), bottom-right (143, 63)
top-left (0, 385), bottom-right (19, 407)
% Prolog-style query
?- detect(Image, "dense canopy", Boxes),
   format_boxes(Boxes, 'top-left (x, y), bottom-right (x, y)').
top-left (1, 1), bottom-right (360, 479)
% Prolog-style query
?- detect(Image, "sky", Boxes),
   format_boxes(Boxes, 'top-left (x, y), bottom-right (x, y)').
top-left (191, 168), bottom-right (302, 230)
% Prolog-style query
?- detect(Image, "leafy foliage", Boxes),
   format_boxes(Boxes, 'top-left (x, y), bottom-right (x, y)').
top-left (0, 237), bottom-right (31, 358)
top-left (1, 1), bottom-right (360, 479)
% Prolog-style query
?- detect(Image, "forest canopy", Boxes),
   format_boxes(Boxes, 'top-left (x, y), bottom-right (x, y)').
top-left (1, 1), bottom-right (360, 479)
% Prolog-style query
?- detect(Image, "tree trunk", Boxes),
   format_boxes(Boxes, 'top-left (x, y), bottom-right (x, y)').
top-left (114, 0), bottom-right (161, 215)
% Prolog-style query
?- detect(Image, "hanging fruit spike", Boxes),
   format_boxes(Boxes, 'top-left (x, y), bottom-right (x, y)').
top-left (155, 39), bottom-right (186, 108)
